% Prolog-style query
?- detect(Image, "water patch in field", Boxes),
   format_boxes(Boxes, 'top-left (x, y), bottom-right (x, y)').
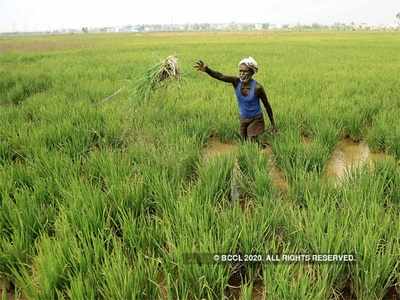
top-left (262, 146), bottom-right (289, 193)
top-left (202, 136), bottom-right (238, 160)
top-left (325, 138), bottom-right (392, 180)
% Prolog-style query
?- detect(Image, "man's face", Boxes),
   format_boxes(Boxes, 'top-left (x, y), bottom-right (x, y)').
top-left (239, 64), bottom-right (252, 83)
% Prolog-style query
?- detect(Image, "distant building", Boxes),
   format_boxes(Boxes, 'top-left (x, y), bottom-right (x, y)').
top-left (100, 27), bottom-right (116, 33)
top-left (118, 25), bottom-right (139, 32)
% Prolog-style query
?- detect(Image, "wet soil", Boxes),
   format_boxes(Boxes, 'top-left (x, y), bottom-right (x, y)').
top-left (202, 136), bottom-right (238, 160)
top-left (261, 147), bottom-right (289, 193)
top-left (325, 138), bottom-right (393, 180)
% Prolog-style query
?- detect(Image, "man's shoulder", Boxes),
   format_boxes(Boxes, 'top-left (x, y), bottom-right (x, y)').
top-left (255, 80), bottom-right (264, 87)
top-left (255, 81), bottom-right (266, 92)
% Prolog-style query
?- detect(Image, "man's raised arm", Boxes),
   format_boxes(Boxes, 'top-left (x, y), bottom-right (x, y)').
top-left (194, 60), bottom-right (238, 86)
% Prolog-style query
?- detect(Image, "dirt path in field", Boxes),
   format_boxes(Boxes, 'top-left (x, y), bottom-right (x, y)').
top-left (261, 146), bottom-right (289, 193)
top-left (324, 138), bottom-right (394, 180)
top-left (202, 136), bottom-right (239, 160)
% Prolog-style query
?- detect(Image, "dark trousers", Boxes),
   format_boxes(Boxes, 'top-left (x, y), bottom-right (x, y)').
top-left (239, 113), bottom-right (265, 140)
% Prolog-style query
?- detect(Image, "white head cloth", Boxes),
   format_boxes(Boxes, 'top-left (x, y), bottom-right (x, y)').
top-left (238, 56), bottom-right (258, 73)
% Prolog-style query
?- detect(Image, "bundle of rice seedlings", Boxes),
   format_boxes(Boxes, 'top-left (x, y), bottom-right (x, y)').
top-left (135, 55), bottom-right (181, 100)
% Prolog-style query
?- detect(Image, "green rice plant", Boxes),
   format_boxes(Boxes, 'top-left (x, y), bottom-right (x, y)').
top-left (367, 111), bottom-right (400, 159)
top-left (366, 112), bottom-right (389, 152)
top-left (147, 127), bottom-right (202, 184)
top-left (313, 120), bottom-right (341, 153)
top-left (349, 207), bottom-right (398, 299)
top-left (297, 188), bottom-right (351, 254)
top-left (292, 188), bottom-right (352, 295)
top-left (65, 274), bottom-right (97, 300)
top-left (235, 141), bottom-right (278, 201)
top-left (285, 169), bottom-right (316, 206)
top-left (0, 72), bottom-right (52, 105)
top-left (0, 139), bottom-right (26, 165)
top-left (0, 165), bottom-right (59, 277)
top-left (333, 166), bottom-right (399, 298)
top-left (141, 167), bottom-right (183, 217)
top-left (56, 179), bottom-right (110, 237)
top-left (239, 282), bottom-right (253, 300)
top-left (262, 247), bottom-right (329, 299)
top-left (39, 113), bottom-right (102, 159)
top-left (30, 148), bottom-right (78, 198)
top-left (12, 235), bottom-right (69, 299)
top-left (230, 201), bottom-right (295, 280)
top-left (337, 98), bottom-right (380, 141)
top-left (371, 159), bottom-right (400, 206)
top-left (0, 120), bottom-right (40, 165)
top-left (0, 71), bottom-right (17, 100)
top-left (119, 213), bottom-right (166, 259)
top-left (192, 154), bottom-right (236, 205)
top-left (22, 231), bottom-right (114, 300)
top-left (160, 200), bottom-right (233, 299)
top-left (100, 243), bottom-right (160, 300)
top-left (272, 129), bottom-right (331, 178)
top-left (1, 31), bottom-right (400, 298)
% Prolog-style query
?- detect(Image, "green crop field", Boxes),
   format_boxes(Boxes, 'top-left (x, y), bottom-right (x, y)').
top-left (0, 31), bottom-right (399, 299)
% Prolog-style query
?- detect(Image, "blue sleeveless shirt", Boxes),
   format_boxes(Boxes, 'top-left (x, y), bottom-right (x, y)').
top-left (235, 79), bottom-right (262, 118)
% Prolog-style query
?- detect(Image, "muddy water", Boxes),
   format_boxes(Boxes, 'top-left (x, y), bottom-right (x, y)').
top-left (325, 138), bottom-right (392, 180)
top-left (262, 147), bottom-right (289, 192)
top-left (202, 136), bottom-right (238, 160)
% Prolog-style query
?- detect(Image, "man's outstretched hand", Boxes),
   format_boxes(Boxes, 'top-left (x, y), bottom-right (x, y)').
top-left (193, 60), bottom-right (207, 72)
top-left (267, 126), bottom-right (278, 135)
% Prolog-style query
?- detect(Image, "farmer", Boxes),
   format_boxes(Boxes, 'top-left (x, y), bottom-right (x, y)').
top-left (194, 57), bottom-right (277, 142)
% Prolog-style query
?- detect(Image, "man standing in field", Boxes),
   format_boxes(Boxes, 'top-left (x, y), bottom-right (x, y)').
top-left (194, 57), bottom-right (277, 142)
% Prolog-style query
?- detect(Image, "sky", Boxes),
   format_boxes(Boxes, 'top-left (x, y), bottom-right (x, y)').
top-left (0, 0), bottom-right (399, 32)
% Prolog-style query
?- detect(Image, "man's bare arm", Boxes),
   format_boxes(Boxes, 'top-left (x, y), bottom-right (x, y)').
top-left (257, 84), bottom-right (276, 129)
top-left (194, 60), bottom-right (238, 86)
top-left (204, 66), bottom-right (238, 85)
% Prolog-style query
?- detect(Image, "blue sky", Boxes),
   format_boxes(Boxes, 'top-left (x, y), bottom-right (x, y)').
top-left (0, 0), bottom-right (399, 32)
